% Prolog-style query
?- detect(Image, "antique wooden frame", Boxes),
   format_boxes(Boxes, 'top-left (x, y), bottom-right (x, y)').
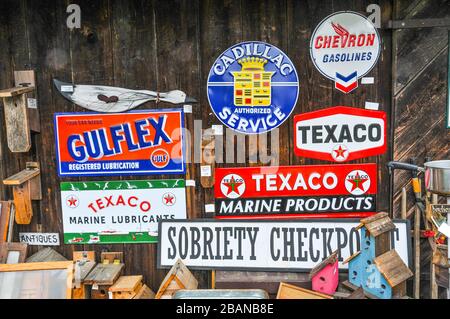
top-left (0, 261), bottom-right (74, 299)
top-left (0, 242), bottom-right (28, 263)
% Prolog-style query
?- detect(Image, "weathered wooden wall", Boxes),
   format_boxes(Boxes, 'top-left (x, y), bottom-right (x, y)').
top-left (0, 0), bottom-right (399, 293)
top-left (391, 0), bottom-right (450, 299)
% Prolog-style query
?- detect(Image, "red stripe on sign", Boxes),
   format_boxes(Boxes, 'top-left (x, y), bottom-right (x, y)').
top-left (335, 80), bottom-right (358, 93)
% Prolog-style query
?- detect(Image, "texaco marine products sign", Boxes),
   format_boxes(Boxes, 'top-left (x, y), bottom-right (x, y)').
top-left (310, 11), bottom-right (381, 93)
top-left (294, 106), bottom-right (387, 162)
top-left (61, 179), bottom-right (186, 244)
top-left (215, 164), bottom-right (377, 219)
top-left (207, 41), bottom-right (299, 134)
top-left (54, 109), bottom-right (185, 177)
top-left (158, 219), bottom-right (411, 271)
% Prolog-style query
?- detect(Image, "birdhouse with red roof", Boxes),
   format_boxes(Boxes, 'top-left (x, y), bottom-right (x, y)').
top-left (309, 250), bottom-right (339, 295)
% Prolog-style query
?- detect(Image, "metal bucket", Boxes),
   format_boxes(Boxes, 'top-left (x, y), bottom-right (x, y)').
top-left (424, 160), bottom-right (450, 195)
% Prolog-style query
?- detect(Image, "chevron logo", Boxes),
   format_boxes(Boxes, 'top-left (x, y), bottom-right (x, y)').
top-left (334, 71), bottom-right (358, 93)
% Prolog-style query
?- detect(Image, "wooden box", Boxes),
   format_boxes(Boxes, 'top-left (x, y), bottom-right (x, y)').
top-left (109, 275), bottom-right (143, 299)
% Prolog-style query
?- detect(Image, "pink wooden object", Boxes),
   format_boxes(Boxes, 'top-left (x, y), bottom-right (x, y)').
top-left (311, 260), bottom-right (339, 295)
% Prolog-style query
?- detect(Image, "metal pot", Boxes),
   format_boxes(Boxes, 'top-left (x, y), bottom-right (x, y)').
top-left (424, 160), bottom-right (450, 195)
top-left (387, 160), bottom-right (450, 195)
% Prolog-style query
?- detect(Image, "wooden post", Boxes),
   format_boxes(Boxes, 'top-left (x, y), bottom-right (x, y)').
top-left (401, 187), bottom-right (407, 219)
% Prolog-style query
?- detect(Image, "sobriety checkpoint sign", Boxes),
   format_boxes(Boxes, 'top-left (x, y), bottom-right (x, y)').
top-left (158, 219), bottom-right (411, 271)
top-left (54, 109), bottom-right (185, 177)
top-left (207, 41), bottom-right (299, 134)
top-left (294, 106), bottom-right (387, 162)
top-left (310, 11), bottom-right (381, 93)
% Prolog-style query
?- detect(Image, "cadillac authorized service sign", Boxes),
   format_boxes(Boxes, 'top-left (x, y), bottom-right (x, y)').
top-left (310, 11), bottom-right (381, 93)
top-left (207, 41), bottom-right (299, 134)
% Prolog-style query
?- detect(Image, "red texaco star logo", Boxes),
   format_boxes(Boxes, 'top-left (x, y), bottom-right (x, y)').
top-left (223, 175), bottom-right (244, 196)
top-left (332, 144), bottom-right (349, 162)
top-left (220, 174), bottom-right (246, 199)
top-left (162, 193), bottom-right (176, 206)
top-left (347, 171), bottom-right (368, 192)
top-left (66, 195), bottom-right (79, 208)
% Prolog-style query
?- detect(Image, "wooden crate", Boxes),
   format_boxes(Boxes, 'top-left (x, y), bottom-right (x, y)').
top-left (276, 282), bottom-right (333, 299)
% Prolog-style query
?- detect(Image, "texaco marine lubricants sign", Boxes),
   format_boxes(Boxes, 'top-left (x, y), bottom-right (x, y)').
top-left (310, 11), bottom-right (381, 93)
top-left (61, 179), bottom-right (186, 244)
top-left (207, 41), bottom-right (299, 134)
top-left (158, 219), bottom-right (411, 271)
top-left (214, 164), bottom-right (377, 219)
top-left (54, 109), bottom-right (185, 177)
top-left (294, 106), bottom-right (387, 162)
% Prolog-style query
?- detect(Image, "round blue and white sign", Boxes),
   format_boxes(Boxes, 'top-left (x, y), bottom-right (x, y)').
top-left (207, 41), bottom-right (299, 134)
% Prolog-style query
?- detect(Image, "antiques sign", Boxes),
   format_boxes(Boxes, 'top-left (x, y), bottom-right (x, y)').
top-left (294, 106), bottom-right (387, 162)
top-left (207, 41), bottom-right (299, 134)
top-left (19, 233), bottom-right (60, 246)
top-left (61, 179), bottom-right (186, 244)
top-left (310, 11), bottom-right (381, 93)
top-left (158, 219), bottom-right (411, 271)
top-left (215, 164), bottom-right (377, 219)
top-left (54, 109), bottom-right (185, 176)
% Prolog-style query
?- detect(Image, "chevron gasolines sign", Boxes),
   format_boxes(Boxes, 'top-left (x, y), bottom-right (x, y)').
top-left (54, 109), bottom-right (185, 176)
top-left (214, 164), bottom-right (377, 219)
top-left (294, 106), bottom-right (387, 162)
top-left (207, 41), bottom-right (299, 134)
top-left (61, 179), bottom-right (186, 244)
top-left (310, 11), bottom-right (381, 93)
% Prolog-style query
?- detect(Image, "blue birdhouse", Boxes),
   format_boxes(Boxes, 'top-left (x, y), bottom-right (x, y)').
top-left (344, 213), bottom-right (413, 299)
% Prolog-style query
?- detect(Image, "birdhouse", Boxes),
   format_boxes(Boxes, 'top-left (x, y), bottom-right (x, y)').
top-left (84, 258), bottom-right (124, 299)
top-left (109, 275), bottom-right (144, 299)
top-left (3, 162), bottom-right (42, 225)
top-left (309, 250), bottom-right (339, 295)
top-left (0, 70), bottom-right (40, 153)
top-left (344, 213), bottom-right (412, 299)
top-left (155, 259), bottom-right (198, 299)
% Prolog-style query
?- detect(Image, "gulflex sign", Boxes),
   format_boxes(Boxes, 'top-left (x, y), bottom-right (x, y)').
top-left (54, 109), bottom-right (185, 176)
top-left (207, 41), bottom-right (299, 134)
top-left (61, 179), bottom-right (187, 244)
top-left (294, 106), bottom-right (387, 162)
top-left (215, 164), bottom-right (377, 219)
top-left (310, 11), bottom-right (381, 93)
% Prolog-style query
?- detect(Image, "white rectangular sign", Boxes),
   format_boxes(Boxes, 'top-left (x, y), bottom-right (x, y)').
top-left (61, 179), bottom-right (187, 244)
top-left (19, 233), bottom-right (60, 246)
top-left (158, 219), bottom-right (411, 272)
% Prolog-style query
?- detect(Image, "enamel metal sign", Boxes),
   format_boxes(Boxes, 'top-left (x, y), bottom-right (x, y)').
top-left (207, 41), bottom-right (299, 134)
top-left (61, 179), bottom-right (186, 244)
top-left (294, 106), bottom-right (387, 162)
top-left (310, 11), bottom-right (381, 93)
top-left (215, 164), bottom-right (377, 219)
top-left (54, 109), bottom-right (185, 176)
top-left (158, 219), bottom-right (411, 271)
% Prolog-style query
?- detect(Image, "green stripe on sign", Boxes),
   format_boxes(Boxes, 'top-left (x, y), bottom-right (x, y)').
top-left (60, 179), bottom-right (185, 191)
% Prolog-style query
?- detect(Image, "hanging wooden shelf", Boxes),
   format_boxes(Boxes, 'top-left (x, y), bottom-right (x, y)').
top-left (3, 162), bottom-right (42, 225)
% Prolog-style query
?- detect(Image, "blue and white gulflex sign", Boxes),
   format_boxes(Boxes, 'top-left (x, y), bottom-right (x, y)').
top-left (310, 11), bottom-right (381, 94)
top-left (207, 41), bottom-right (299, 134)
